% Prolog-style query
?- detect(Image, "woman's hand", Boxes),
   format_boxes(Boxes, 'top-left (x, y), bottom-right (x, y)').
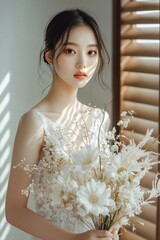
top-left (71, 229), bottom-right (118, 240)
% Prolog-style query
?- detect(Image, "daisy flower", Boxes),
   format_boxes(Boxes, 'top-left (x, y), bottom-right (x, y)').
top-left (72, 145), bottom-right (99, 170)
top-left (77, 179), bottom-right (115, 216)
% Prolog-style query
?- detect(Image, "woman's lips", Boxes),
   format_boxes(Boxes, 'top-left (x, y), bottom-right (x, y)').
top-left (73, 72), bottom-right (87, 80)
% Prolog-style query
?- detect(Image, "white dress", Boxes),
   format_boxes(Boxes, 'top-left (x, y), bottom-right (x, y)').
top-left (27, 101), bottom-right (111, 240)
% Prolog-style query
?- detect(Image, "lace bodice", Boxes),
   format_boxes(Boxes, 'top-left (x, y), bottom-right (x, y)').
top-left (27, 101), bottom-right (110, 239)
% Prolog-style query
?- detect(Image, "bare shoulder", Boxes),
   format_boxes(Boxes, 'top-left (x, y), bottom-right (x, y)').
top-left (15, 109), bottom-right (44, 149)
top-left (12, 110), bottom-right (44, 166)
top-left (19, 109), bottom-right (43, 131)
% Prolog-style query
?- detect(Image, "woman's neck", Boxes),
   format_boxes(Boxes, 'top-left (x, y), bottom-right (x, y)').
top-left (44, 80), bottom-right (78, 113)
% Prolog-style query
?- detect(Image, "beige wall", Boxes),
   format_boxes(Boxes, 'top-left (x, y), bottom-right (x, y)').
top-left (0, 0), bottom-right (113, 239)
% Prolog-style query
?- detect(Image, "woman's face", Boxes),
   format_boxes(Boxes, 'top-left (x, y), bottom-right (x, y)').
top-left (53, 24), bottom-right (99, 89)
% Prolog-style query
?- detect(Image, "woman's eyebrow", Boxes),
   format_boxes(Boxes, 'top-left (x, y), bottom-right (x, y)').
top-left (63, 42), bottom-right (98, 47)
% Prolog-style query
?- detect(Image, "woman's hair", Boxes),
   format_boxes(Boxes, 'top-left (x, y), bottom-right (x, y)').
top-left (40, 9), bottom-right (110, 85)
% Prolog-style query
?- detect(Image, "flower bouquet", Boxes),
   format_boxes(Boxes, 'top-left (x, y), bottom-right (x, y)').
top-left (16, 108), bottom-right (160, 239)
top-left (49, 110), bottom-right (160, 237)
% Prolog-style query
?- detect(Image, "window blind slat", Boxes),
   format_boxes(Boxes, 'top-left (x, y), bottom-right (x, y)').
top-left (151, 159), bottom-right (158, 173)
top-left (123, 101), bottom-right (159, 122)
top-left (121, 26), bottom-right (160, 40)
top-left (122, 230), bottom-right (146, 240)
top-left (121, 12), bottom-right (159, 24)
top-left (121, 57), bottom-right (160, 74)
top-left (121, 86), bottom-right (159, 106)
top-left (151, 166), bottom-right (158, 174)
top-left (140, 204), bottom-right (157, 223)
top-left (127, 216), bottom-right (156, 240)
top-left (122, 1), bottom-right (160, 12)
top-left (121, 42), bottom-right (159, 57)
top-left (121, 0), bottom-right (130, 8)
top-left (125, 116), bottom-right (158, 136)
top-left (121, 72), bottom-right (159, 89)
top-left (141, 171), bottom-right (157, 189)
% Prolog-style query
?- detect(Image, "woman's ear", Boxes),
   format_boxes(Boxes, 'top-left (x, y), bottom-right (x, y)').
top-left (44, 50), bottom-right (53, 64)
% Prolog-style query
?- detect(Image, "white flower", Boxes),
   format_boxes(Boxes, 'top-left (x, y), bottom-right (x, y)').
top-left (49, 172), bottom-right (71, 205)
top-left (106, 127), bottom-right (116, 141)
top-left (118, 183), bottom-right (143, 215)
top-left (117, 119), bottom-right (130, 128)
top-left (77, 179), bottom-right (115, 216)
top-left (111, 144), bottom-right (119, 153)
top-left (120, 111), bottom-right (128, 117)
top-left (72, 145), bottom-right (99, 170)
top-left (105, 152), bottom-right (140, 179)
top-left (67, 179), bottom-right (79, 195)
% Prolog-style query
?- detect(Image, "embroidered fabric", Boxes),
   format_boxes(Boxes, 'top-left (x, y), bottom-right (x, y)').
top-left (26, 102), bottom-right (110, 239)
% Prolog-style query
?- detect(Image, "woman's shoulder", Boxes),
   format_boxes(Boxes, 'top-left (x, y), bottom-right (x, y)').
top-left (18, 108), bottom-right (44, 133)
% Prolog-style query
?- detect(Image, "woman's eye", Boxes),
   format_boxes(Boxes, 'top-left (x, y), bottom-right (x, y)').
top-left (64, 49), bottom-right (76, 54)
top-left (88, 50), bottom-right (97, 56)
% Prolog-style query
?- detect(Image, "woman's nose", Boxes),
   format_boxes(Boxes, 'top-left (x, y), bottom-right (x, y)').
top-left (76, 63), bottom-right (86, 69)
top-left (76, 55), bottom-right (87, 69)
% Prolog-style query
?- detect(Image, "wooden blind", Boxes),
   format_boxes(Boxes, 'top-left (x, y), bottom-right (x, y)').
top-left (119, 0), bottom-right (160, 239)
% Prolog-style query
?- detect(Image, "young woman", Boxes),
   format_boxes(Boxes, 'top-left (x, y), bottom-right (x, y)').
top-left (5, 9), bottom-right (118, 240)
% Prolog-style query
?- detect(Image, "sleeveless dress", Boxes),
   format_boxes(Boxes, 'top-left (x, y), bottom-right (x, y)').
top-left (27, 101), bottom-right (111, 240)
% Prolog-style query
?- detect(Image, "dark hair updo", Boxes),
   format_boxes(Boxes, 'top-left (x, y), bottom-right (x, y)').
top-left (40, 9), bottom-right (110, 84)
